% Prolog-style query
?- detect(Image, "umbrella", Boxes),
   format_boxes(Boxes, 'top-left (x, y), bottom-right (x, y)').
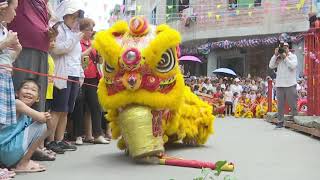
top-left (212, 68), bottom-right (237, 77)
top-left (179, 56), bottom-right (202, 63)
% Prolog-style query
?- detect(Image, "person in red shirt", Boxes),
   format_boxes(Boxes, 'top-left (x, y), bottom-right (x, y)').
top-left (254, 91), bottom-right (266, 104)
top-left (213, 95), bottom-right (225, 117)
top-left (213, 86), bottom-right (222, 98)
top-left (71, 18), bottom-right (109, 145)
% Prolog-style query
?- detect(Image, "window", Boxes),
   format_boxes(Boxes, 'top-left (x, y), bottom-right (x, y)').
top-left (151, 7), bottom-right (157, 25)
top-left (228, 0), bottom-right (238, 9)
top-left (228, 0), bottom-right (261, 10)
top-left (178, 0), bottom-right (189, 12)
top-left (166, 0), bottom-right (179, 22)
top-left (254, 0), bottom-right (262, 7)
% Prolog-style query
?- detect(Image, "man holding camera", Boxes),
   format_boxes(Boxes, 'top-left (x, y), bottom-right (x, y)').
top-left (269, 42), bottom-right (298, 128)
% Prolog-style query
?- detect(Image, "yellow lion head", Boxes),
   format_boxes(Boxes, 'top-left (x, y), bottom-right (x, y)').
top-left (93, 16), bottom-right (184, 111)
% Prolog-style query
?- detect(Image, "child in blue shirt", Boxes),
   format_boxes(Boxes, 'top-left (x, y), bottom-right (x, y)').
top-left (0, 79), bottom-right (52, 173)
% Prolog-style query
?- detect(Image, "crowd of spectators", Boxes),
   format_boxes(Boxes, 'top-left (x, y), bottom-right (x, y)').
top-left (184, 75), bottom-right (307, 117)
top-left (0, 0), bottom-right (310, 178)
top-left (0, 0), bottom-right (110, 178)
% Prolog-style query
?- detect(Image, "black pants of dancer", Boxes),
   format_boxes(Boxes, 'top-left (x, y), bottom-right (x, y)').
top-left (225, 101), bottom-right (233, 115)
top-left (72, 78), bottom-right (103, 138)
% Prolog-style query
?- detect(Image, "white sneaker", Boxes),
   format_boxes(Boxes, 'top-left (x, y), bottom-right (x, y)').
top-left (75, 137), bottom-right (83, 145)
top-left (94, 136), bottom-right (110, 144)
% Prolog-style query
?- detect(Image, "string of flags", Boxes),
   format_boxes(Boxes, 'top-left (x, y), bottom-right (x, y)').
top-left (134, 0), bottom-right (308, 20)
top-left (107, 0), bottom-right (309, 22)
top-left (148, 1), bottom-right (305, 9)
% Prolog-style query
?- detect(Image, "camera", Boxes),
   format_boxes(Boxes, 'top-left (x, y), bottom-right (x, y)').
top-left (278, 41), bottom-right (285, 54)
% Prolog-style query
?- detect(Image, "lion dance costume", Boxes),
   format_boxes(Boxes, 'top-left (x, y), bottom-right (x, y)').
top-left (93, 16), bottom-right (234, 171)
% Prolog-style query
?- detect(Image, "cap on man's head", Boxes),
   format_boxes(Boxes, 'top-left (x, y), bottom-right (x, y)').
top-left (234, 78), bottom-right (240, 82)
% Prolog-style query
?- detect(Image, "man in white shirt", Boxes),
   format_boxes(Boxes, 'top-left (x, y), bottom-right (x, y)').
top-left (269, 42), bottom-right (298, 128)
top-left (230, 78), bottom-right (243, 95)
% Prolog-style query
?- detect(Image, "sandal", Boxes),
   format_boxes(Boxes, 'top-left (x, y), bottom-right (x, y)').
top-left (0, 168), bottom-right (14, 180)
top-left (0, 172), bottom-right (11, 180)
top-left (104, 134), bottom-right (112, 141)
top-left (83, 138), bottom-right (94, 143)
top-left (41, 147), bottom-right (56, 157)
top-left (1, 169), bottom-right (15, 178)
top-left (31, 149), bottom-right (56, 161)
top-left (94, 136), bottom-right (110, 144)
top-left (13, 161), bottom-right (46, 173)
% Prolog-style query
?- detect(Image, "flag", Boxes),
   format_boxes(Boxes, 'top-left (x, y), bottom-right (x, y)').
top-left (215, 14), bottom-right (221, 21)
top-left (137, 5), bottom-right (142, 13)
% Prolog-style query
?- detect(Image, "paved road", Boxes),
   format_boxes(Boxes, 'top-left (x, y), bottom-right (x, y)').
top-left (16, 117), bottom-right (320, 180)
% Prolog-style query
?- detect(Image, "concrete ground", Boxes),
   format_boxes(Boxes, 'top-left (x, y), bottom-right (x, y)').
top-left (16, 117), bottom-right (320, 180)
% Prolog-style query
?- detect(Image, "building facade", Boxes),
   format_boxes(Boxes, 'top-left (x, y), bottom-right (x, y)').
top-left (124, 0), bottom-right (311, 77)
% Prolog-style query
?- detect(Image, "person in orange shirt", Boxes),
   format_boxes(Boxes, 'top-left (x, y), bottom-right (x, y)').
top-left (235, 91), bottom-right (253, 118)
top-left (251, 91), bottom-right (266, 118)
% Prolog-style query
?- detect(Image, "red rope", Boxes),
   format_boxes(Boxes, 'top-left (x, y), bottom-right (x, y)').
top-left (0, 64), bottom-right (98, 88)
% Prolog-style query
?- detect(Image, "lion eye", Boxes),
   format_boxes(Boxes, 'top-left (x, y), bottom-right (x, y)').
top-left (104, 62), bottom-right (114, 73)
top-left (156, 49), bottom-right (175, 73)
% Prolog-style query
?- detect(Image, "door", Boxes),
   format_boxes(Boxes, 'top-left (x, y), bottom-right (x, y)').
top-left (218, 57), bottom-right (244, 76)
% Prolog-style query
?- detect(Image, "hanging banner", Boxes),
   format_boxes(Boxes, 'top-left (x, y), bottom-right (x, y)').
top-left (181, 33), bottom-right (305, 55)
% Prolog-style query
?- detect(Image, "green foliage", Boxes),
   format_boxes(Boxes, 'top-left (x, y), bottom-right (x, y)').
top-left (214, 161), bottom-right (227, 176)
top-left (223, 175), bottom-right (237, 180)
top-left (170, 161), bottom-right (237, 180)
top-left (191, 167), bottom-right (237, 180)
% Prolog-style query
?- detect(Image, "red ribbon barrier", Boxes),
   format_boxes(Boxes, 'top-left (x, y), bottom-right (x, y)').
top-left (0, 64), bottom-right (98, 88)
